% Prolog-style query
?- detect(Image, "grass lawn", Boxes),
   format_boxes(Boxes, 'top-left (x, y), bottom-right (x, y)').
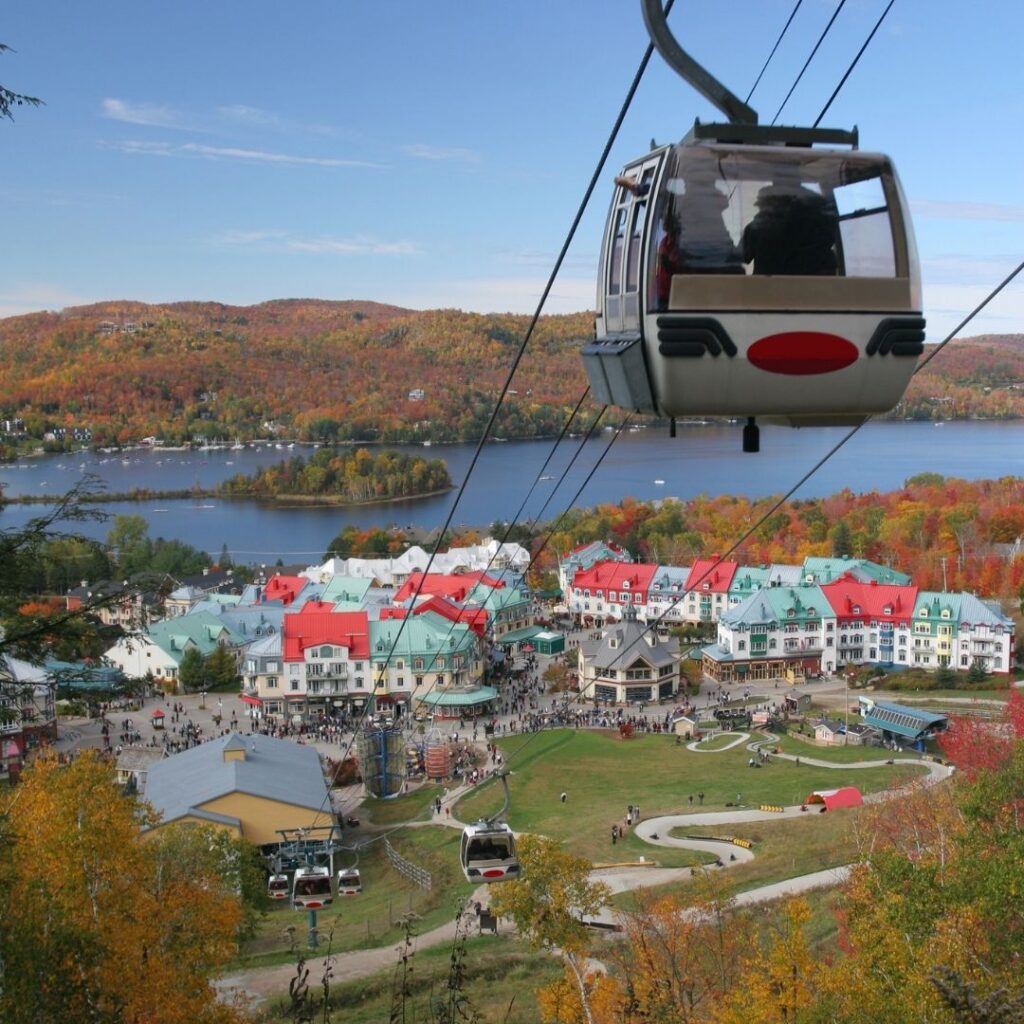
top-left (608, 809), bottom-right (861, 910)
top-left (455, 729), bottom-right (926, 863)
top-left (259, 934), bottom-right (562, 1024)
top-left (361, 781), bottom-right (443, 826)
top-left (231, 827), bottom-right (477, 969)
top-left (766, 732), bottom-right (924, 763)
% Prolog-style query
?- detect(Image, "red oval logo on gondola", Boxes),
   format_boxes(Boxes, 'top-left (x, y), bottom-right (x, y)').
top-left (747, 332), bottom-right (858, 375)
top-left (482, 868), bottom-right (506, 878)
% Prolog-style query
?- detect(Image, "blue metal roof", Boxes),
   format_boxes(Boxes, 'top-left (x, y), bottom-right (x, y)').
top-left (859, 699), bottom-right (947, 739)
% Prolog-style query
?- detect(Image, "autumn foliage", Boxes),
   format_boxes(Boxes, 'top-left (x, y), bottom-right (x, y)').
top-left (0, 752), bottom-right (253, 1024)
top-left (540, 476), bottom-right (1024, 600)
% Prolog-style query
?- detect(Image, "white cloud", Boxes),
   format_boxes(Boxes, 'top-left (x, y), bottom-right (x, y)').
top-left (106, 138), bottom-right (385, 169)
top-left (402, 143), bottom-right (480, 163)
top-left (216, 104), bottom-right (279, 126)
top-left (181, 142), bottom-right (385, 168)
top-left (0, 282), bottom-right (98, 319)
top-left (214, 230), bottom-right (419, 256)
top-left (105, 139), bottom-right (174, 157)
top-left (922, 278), bottom-right (1024, 342)
top-left (912, 198), bottom-right (1024, 222)
top-left (101, 98), bottom-right (187, 129)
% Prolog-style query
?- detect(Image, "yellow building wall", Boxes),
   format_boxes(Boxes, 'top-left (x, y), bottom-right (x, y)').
top-left (198, 791), bottom-right (336, 847)
top-left (145, 814), bottom-right (242, 840)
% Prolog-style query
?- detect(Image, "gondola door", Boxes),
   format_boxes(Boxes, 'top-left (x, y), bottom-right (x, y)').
top-left (601, 158), bottom-right (660, 335)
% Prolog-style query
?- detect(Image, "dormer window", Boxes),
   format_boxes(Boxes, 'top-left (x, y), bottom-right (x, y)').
top-left (940, 609), bottom-right (950, 619)
top-left (883, 606), bottom-right (892, 615)
top-left (703, 582), bottom-right (710, 590)
top-left (852, 605), bottom-right (861, 614)
top-left (920, 608), bottom-right (928, 617)
top-left (320, 645), bottom-right (333, 658)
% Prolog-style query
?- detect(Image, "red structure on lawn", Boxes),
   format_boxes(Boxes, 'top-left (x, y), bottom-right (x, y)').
top-left (805, 786), bottom-right (863, 812)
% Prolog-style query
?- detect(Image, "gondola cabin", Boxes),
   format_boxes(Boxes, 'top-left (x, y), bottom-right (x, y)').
top-left (267, 873), bottom-right (290, 901)
top-left (336, 867), bottom-right (362, 896)
top-left (460, 822), bottom-right (520, 883)
top-left (582, 122), bottom-right (924, 450)
top-left (291, 866), bottom-right (333, 910)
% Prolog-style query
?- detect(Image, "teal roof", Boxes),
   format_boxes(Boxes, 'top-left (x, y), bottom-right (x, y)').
top-left (145, 611), bottom-right (246, 666)
top-left (320, 575), bottom-right (374, 605)
top-left (369, 612), bottom-right (477, 664)
top-left (802, 557), bottom-right (911, 586)
top-left (721, 584), bottom-right (830, 629)
top-left (729, 566), bottom-right (770, 596)
top-left (912, 591), bottom-right (961, 625)
top-left (858, 698), bottom-right (947, 739)
top-left (494, 625), bottom-right (544, 646)
top-left (416, 685), bottom-right (498, 707)
top-left (470, 583), bottom-right (529, 612)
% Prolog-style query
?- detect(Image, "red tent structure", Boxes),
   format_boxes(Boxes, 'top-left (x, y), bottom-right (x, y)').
top-left (150, 708), bottom-right (166, 730)
top-left (805, 786), bottom-right (862, 812)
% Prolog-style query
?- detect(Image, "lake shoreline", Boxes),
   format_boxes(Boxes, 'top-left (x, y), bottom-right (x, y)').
top-left (0, 485), bottom-right (455, 510)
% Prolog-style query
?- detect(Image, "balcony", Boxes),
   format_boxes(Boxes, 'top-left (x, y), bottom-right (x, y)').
top-left (306, 667), bottom-right (349, 681)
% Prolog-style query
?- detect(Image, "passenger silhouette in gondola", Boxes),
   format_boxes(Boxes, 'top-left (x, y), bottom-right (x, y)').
top-left (742, 177), bottom-right (838, 276)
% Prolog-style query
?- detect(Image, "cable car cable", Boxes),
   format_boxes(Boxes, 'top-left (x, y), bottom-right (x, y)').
top-left (914, 259), bottom-right (1024, 375)
top-left (813, 0), bottom-right (896, 128)
top-left (301, 6), bottom-right (675, 827)
top-left (527, 412), bottom-right (628, 573)
top-left (372, 392), bottom-right (597, 733)
top-left (502, 255), bottom-right (1024, 771)
top-left (745, 0), bottom-right (804, 105)
top-left (771, 0), bottom-right (847, 125)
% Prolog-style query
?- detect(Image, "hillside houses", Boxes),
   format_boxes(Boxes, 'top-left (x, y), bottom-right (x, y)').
top-left (561, 552), bottom-right (1015, 678)
top-left (105, 539), bottom-right (528, 722)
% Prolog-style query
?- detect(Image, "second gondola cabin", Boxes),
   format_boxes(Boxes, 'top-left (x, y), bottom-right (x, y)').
top-left (460, 822), bottom-right (521, 883)
top-left (291, 866), bottom-right (333, 910)
top-left (582, 122), bottom-right (924, 450)
top-left (336, 867), bottom-right (362, 896)
top-left (267, 873), bottom-right (289, 901)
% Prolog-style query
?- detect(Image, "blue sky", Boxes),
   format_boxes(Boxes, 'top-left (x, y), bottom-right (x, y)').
top-left (3, 1), bottom-right (1023, 341)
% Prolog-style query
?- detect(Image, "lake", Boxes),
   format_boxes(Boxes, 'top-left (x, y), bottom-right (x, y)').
top-left (1, 421), bottom-right (1021, 565)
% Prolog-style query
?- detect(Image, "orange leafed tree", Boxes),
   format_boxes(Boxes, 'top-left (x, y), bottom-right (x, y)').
top-left (0, 752), bottom-right (252, 1024)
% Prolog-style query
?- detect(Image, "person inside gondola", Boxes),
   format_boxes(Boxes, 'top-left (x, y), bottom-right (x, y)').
top-left (742, 178), bottom-right (838, 276)
top-left (652, 175), bottom-right (742, 309)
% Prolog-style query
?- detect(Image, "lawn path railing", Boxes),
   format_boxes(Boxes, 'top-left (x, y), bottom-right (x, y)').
top-left (385, 838), bottom-right (432, 891)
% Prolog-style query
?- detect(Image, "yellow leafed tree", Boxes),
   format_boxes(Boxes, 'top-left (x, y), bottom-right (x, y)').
top-left (0, 752), bottom-right (252, 1024)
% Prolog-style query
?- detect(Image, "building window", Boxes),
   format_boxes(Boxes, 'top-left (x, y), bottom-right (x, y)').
top-left (415, 675), bottom-right (424, 687)
top-left (266, 677), bottom-right (278, 689)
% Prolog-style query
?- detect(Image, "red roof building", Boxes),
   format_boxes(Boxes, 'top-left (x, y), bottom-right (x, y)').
top-left (283, 603), bottom-right (370, 662)
top-left (392, 571), bottom-right (504, 605)
top-left (380, 596), bottom-right (490, 638)
top-left (569, 560), bottom-right (658, 621)
top-left (820, 576), bottom-right (917, 666)
top-left (262, 574), bottom-right (310, 608)
top-left (684, 558), bottom-right (738, 595)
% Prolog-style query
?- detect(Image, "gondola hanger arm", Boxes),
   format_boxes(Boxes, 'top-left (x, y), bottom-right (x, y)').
top-left (641, 0), bottom-right (758, 125)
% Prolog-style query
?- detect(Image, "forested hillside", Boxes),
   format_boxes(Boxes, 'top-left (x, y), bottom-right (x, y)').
top-left (0, 299), bottom-right (590, 448)
top-left (0, 299), bottom-right (1021, 450)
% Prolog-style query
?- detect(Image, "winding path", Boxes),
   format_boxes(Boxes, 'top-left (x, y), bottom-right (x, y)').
top-left (216, 738), bottom-right (954, 1006)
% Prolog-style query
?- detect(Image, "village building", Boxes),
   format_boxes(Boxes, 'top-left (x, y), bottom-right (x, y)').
top-left (577, 606), bottom-right (681, 705)
top-left (0, 655), bottom-right (57, 781)
top-left (103, 610), bottom-right (246, 689)
top-left (703, 585), bottom-right (836, 683)
top-left (143, 733), bottom-right (335, 847)
top-left (857, 696), bottom-right (948, 747)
